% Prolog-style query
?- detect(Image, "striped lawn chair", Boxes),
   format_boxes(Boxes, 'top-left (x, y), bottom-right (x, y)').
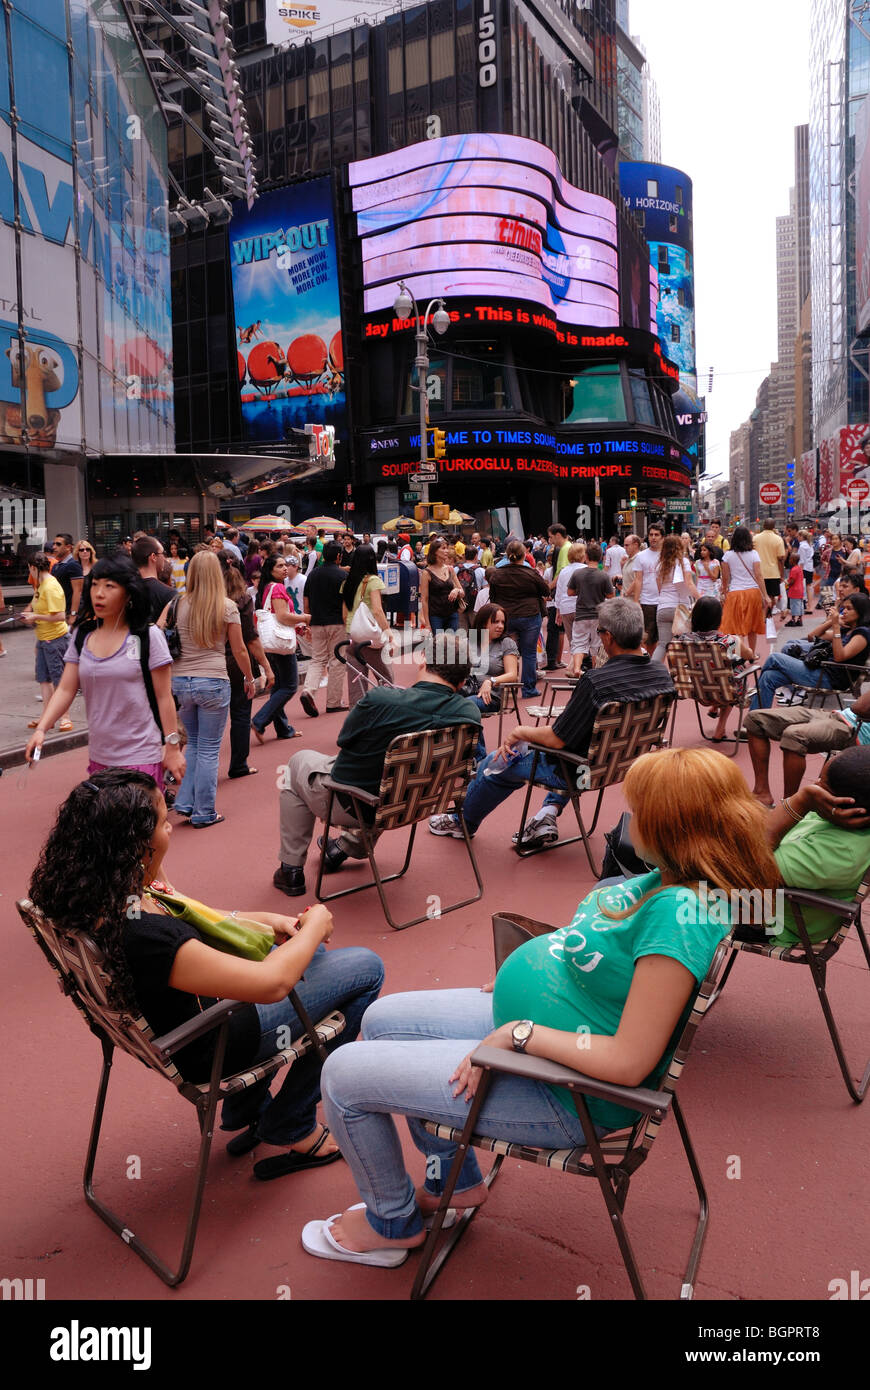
top-left (315, 722), bottom-right (483, 930)
top-left (514, 694), bottom-right (675, 874)
top-left (411, 911), bottom-right (731, 1302)
top-left (17, 899), bottom-right (345, 1286)
top-left (665, 638), bottom-right (761, 755)
top-left (710, 872), bottom-right (870, 1102)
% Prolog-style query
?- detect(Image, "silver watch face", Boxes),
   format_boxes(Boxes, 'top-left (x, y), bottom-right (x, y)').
top-left (513, 1020), bottom-right (533, 1048)
top-left (164, 733), bottom-right (180, 745)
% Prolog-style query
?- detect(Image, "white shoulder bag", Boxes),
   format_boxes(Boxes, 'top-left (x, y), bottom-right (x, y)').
top-left (349, 576), bottom-right (386, 647)
top-left (256, 583), bottom-right (297, 654)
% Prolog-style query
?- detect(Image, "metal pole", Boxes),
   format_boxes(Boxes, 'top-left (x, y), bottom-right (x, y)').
top-left (417, 315), bottom-right (429, 512)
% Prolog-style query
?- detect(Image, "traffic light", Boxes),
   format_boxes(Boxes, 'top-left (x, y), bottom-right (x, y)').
top-left (629, 488), bottom-right (638, 508)
top-left (431, 428), bottom-right (447, 459)
top-left (414, 504), bottom-right (426, 522)
top-left (432, 502), bottom-right (450, 522)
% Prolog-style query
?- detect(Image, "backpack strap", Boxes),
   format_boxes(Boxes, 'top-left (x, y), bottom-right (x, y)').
top-left (137, 626), bottom-right (165, 740)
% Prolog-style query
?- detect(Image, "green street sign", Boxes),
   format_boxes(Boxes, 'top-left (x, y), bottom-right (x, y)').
top-left (665, 498), bottom-right (693, 514)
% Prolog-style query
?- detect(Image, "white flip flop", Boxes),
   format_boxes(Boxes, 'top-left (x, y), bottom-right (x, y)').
top-left (301, 1205), bottom-right (410, 1268)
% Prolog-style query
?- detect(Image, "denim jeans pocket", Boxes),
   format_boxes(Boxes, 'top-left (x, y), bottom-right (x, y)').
top-left (193, 677), bottom-right (231, 709)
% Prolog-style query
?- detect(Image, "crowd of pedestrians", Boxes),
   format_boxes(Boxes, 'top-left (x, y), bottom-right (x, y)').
top-left (12, 508), bottom-right (870, 1277)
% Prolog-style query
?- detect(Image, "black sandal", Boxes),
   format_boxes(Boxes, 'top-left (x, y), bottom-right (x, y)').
top-left (253, 1125), bottom-right (343, 1182)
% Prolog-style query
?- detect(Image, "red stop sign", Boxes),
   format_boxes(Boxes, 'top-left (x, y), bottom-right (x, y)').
top-left (759, 483), bottom-right (782, 506)
top-left (847, 478), bottom-right (869, 502)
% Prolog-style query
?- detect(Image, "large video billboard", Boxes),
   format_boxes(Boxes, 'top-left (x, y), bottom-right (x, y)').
top-left (620, 162), bottom-right (696, 393)
top-left (229, 178), bottom-right (345, 448)
top-left (349, 134), bottom-right (652, 333)
top-left (266, 0), bottom-right (401, 46)
top-left (0, 0), bottom-right (173, 456)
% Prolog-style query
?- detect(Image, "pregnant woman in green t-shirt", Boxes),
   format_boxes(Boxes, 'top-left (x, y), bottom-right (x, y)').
top-left (302, 748), bottom-right (782, 1267)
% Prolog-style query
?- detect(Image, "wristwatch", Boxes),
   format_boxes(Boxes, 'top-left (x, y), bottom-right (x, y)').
top-left (164, 732), bottom-right (181, 746)
top-left (512, 1020), bottom-right (535, 1053)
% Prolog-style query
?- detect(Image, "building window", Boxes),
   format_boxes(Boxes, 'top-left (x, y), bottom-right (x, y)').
top-left (646, 178), bottom-right (658, 197)
top-left (562, 365), bottom-right (627, 424)
top-left (677, 288), bottom-right (686, 306)
top-left (675, 185), bottom-right (683, 205)
top-left (671, 324), bottom-right (681, 344)
top-left (669, 214), bottom-right (678, 233)
top-left (452, 344), bottom-right (510, 410)
top-left (628, 370), bottom-right (656, 426)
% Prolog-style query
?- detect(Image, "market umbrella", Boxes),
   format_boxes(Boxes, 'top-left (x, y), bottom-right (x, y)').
top-left (447, 510), bottom-right (474, 525)
top-left (382, 516), bottom-right (423, 532)
top-left (234, 514), bottom-right (293, 532)
top-left (296, 516), bottom-right (345, 532)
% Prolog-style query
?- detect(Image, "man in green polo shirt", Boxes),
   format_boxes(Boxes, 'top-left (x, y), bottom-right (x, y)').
top-left (273, 633), bottom-right (481, 895)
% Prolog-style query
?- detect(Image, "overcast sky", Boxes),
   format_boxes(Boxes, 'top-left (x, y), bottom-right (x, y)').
top-left (629, 0), bottom-right (811, 487)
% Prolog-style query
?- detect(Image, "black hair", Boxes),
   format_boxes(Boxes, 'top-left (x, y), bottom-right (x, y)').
top-left (341, 545), bottom-right (379, 607)
top-left (29, 770), bottom-right (160, 1010)
top-left (322, 541), bottom-right (341, 564)
top-left (842, 592), bottom-right (870, 626)
top-left (691, 596), bottom-right (723, 632)
top-left (730, 526), bottom-right (753, 553)
top-left (257, 554), bottom-right (287, 609)
top-left (75, 555), bottom-right (152, 635)
top-left (826, 746), bottom-right (870, 815)
top-left (421, 630), bottom-right (473, 687)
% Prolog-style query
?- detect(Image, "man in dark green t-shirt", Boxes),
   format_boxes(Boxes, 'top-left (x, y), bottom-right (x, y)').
top-left (273, 635), bottom-right (481, 896)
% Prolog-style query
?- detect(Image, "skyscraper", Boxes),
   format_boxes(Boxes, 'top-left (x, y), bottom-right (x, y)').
top-left (809, 0), bottom-right (870, 442)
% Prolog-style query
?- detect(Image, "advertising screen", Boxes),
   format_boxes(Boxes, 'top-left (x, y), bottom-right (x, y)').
top-left (349, 133), bottom-right (639, 332)
top-left (361, 422), bottom-right (693, 487)
top-left (0, 0), bottom-right (173, 457)
top-left (229, 178), bottom-right (345, 449)
top-left (266, 0), bottom-right (403, 46)
top-left (619, 163), bottom-right (694, 253)
top-left (648, 243), bottom-right (695, 386)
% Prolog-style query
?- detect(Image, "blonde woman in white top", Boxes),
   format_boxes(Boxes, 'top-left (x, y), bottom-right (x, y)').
top-left (160, 550), bottom-right (254, 826)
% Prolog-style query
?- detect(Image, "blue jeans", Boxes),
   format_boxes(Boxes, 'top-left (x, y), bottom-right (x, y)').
top-left (321, 989), bottom-right (593, 1240)
top-left (749, 652), bottom-right (831, 710)
top-left (506, 613), bottom-right (542, 694)
top-left (430, 612), bottom-right (460, 633)
top-left (221, 944), bottom-right (384, 1145)
top-left (471, 693), bottom-right (500, 760)
top-left (253, 652), bottom-right (298, 736)
top-left (172, 676), bottom-right (231, 824)
top-left (460, 748), bottom-right (569, 833)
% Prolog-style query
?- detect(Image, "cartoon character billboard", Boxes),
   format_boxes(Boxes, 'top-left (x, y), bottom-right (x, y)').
top-left (229, 178), bottom-right (345, 451)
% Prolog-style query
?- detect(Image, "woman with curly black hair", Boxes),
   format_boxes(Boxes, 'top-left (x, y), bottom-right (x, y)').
top-left (29, 769), bottom-right (384, 1182)
top-left (24, 555), bottom-right (184, 788)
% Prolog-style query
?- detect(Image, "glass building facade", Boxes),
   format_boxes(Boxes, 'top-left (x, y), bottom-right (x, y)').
top-left (810, 0), bottom-right (870, 443)
top-left (0, 0), bottom-right (173, 508)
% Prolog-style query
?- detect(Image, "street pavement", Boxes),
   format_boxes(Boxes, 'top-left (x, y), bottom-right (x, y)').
top-left (1, 615), bottom-right (868, 1303)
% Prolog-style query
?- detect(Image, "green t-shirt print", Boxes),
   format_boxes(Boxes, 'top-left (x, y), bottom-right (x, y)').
top-left (492, 873), bottom-right (728, 1131)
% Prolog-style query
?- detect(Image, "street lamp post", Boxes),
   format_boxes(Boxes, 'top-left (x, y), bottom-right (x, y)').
top-left (393, 282), bottom-right (449, 516)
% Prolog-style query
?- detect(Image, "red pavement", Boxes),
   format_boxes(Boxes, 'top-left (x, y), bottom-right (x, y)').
top-left (1, 686), bottom-right (868, 1303)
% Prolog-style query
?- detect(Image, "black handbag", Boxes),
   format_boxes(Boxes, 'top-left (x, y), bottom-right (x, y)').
top-left (163, 596), bottom-right (182, 660)
top-left (601, 812), bottom-right (655, 881)
top-left (804, 640), bottom-right (833, 670)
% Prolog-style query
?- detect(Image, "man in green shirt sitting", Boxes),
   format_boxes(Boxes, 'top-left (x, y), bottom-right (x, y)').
top-left (273, 633), bottom-right (481, 896)
top-left (761, 745), bottom-right (870, 946)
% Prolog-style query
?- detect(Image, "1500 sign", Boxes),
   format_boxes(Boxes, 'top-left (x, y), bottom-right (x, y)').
top-left (479, 0), bottom-right (496, 87)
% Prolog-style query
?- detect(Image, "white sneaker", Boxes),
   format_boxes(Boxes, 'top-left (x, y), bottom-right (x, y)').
top-left (512, 814), bottom-right (559, 849)
top-left (429, 814), bottom-right (467, 838)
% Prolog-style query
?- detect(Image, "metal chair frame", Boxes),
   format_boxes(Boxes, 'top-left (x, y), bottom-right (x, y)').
top-left (709, 876), bottom-right (870, 1103)
top-left (514, 695), bottom-right (674, 876)
top-left (17, 899), bottom-right (344, 1286)
top-left (411, 912), bottom-right (730, 1301)
top-left (787, 658), bottom-right (870, 711)
top-left (665, 639), bottom-right (761, 757)
top-left (314, 724), bottom-right (483, 931)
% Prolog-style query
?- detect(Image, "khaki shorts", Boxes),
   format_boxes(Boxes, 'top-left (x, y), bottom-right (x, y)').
top-left (744, 707), bottom-right (855, 755)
